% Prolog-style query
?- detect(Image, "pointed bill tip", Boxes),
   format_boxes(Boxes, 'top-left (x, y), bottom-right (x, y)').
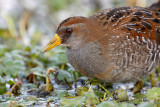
top-left (42, 34), bottom-right (61, 53)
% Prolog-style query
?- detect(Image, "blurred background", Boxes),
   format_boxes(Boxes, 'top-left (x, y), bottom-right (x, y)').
top-left (0, 0), bottom-right (157, 47)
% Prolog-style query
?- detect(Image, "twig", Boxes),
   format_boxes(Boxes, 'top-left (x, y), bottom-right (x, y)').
top-left (64, 78), bottom-right (72, 89)
top-left (46, 68), bottom-right (54, 92)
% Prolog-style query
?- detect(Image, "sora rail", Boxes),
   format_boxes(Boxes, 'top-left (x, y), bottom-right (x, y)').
top-left (44, 1), bottom-right (160, 83)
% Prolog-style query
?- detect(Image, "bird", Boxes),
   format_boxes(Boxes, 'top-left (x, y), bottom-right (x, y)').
top-left (43, 1), bottom-right (160, 84)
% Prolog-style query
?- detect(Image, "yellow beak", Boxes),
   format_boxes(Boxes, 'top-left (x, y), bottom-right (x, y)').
top-left (43, 34), bottom-right (61, 52)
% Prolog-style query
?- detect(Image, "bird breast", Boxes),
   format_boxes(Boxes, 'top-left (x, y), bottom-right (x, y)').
top-left (65, 41), bottom-right (111, 78)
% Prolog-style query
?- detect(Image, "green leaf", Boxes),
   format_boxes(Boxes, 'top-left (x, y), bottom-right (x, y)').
top-left (76, 86), bottom-right (89, 96)
top-left (11, 50), bottom-right (23, 60)
top-left (67, 67), bottom-right (75, 73)
top-left (85, 79), bottom-right (101, 85)
top-left (0, 83), bottom-right (7, 95)
top-left (84, 91), bottom-right (100, 105)
top-left (3, 58), bottom-right (25, 77)
top-left (129, 93), bottom-right (146, 104)
top-left (31, 67), bottom-right (46, 78)
top-left (114, 88), bottom-right (128, 101)
top-left (33, 71), bottom-right (46, 78)
top-left (0, 76), bottom-right (7, 95)
top-left (95, 91), bottom-right (105, 98)
top-left (7, 80), bottom-right (15, 86)
top-left (0, 65), bottom-right (5, 75)
top-left (97, 101), bottom-right (118, 107)
top-left (61, 96), bottom-right (85, 107)
top-left (146, 87), bottom-right (160, 101)
top-left (118, 102), bottom-right (136, 107)
top-left (138, 102), bottom-right (156, 107)
top-left (3, 59), bottom-right (14, 67)
top-left (57, 91), bottom-right (70, 99)
top-left (57, 70), bottom-right (73, 82)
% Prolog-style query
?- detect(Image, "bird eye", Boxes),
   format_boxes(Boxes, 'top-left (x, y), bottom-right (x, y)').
top-left (66, 28), bottom-right (73, 34)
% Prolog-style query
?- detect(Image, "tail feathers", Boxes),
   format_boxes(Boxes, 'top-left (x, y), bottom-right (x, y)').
top-left (149, 0), bottom-right (160, 11)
